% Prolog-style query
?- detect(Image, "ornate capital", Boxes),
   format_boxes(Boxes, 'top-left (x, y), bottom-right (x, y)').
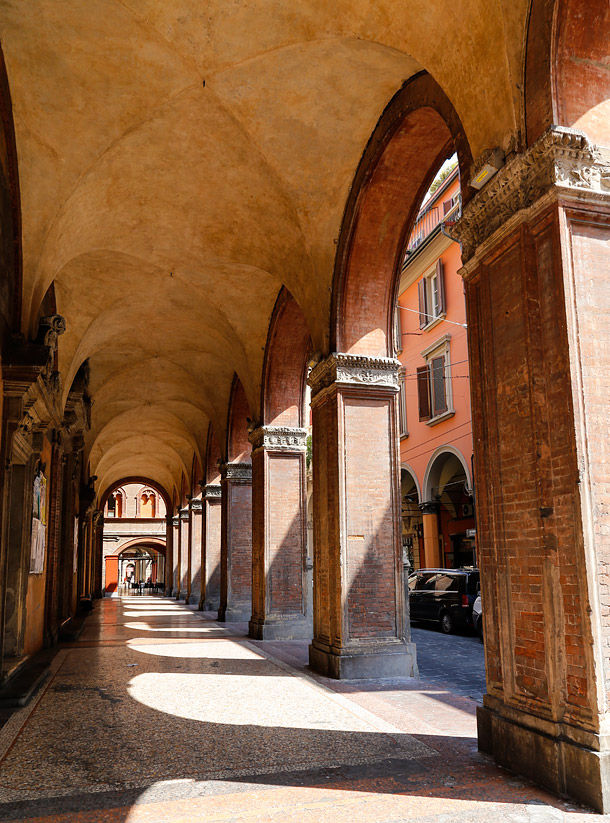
top-left (179, 508), bottom-right (190, 520)
top-left (249, 425), bottom-right (308, 452)
top-left (220, 462), bottom-right (252, 482)
top-left (203, 483), bottom-right (222, 499)
top-left (172, 516), bottom-right (179, 527)
top-left (189, 498), bottom-right (203, 512)
top-left (92, 510), bottom-right (104, 528)
top-left (419, 500), bottom-right (440, 516)
top-left (308, 353), bottom-right (400, 398)
top-left (450, 126), bottom-right (610, 262)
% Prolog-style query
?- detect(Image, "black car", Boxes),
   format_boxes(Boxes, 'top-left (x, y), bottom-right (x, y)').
top-left (408, 568), bottom-right (480, 634)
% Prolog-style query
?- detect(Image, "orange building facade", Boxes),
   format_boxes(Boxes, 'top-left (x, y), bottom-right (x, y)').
top-left (397, 166), bottom-right (476, 571)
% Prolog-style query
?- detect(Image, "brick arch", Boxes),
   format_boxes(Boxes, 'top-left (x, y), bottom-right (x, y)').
top-left (262, 288), bottom-right (312, 427)
top-left (331, 72), bottom-right (473, 356)
top-left (205, 424), bottom-right (222, 484)
top-left (99, 477), bottom-right (172, 514)
top-left (226, 375), bottom-right (251, 463)
top-left (112, 537), bottom-right (166, 557)
top-left (524, 0), bottom-right (610, 146)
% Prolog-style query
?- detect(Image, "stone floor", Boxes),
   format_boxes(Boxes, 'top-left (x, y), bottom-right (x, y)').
top-left (0, 597), bottom-right (601, 822)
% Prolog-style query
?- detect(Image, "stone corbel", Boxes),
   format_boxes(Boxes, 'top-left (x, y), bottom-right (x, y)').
top-left (189, 498), bottom-right (203, 512)
top-left (219, 462), bottom-right (252, 482)
top-left (203, 483), bottom-right (221, 500)
top-left (449, 126), bottom-right (610, 263)
top-left (179, 508), bottom-right (190, 521)
top-left (308, 353), bottom-right (401, 399)
top-left (248, 425), bottom-right (308, 453)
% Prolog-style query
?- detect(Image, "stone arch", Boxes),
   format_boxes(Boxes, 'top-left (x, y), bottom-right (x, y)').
top-left (400, 462), bottom-right (421, 505)
top-left (524, 0), bottom-right (610, 146)
top-left (331, 72), bottom-right (474, 356)
top-left (261, 287), bottom-right (312, 427)
top-left (422, 445), bottom-right (472, 503)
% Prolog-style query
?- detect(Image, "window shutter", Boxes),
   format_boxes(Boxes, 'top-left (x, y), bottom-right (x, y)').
top-left (436, 258), bottom-right (446, 315)
top-left (399, 372), bottom-right (408, 436)
top-left (417, 366), bottom-right (431, 420)
top-left (418, 279), bottom-right (428, 328)
top-left (394, 305), bottom-right (402, 354)
top-left (431, 356), bottom-right (447, 414)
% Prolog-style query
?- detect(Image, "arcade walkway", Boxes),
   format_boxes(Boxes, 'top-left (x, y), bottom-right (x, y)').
top-left (0, 599), bottom-right (595, 822)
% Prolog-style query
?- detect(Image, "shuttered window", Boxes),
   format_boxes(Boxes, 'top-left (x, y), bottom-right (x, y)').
top-left (417, 366), bottom-right (431, 421)
top-left (417, 279), bottom-right (428, 328)
top-left (431, 356), bottom-right (447, 415)
top-left (418, 258), bottom-right (446, 328)
top-left (399, 370), bottom-right (408, 436)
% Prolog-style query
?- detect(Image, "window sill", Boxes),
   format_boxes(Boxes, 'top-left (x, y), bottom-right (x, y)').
top-left (400, 432), bottom-right (409, 441)
top-left (422, 313), bottom-right (446, 332)
top-left (425, 409), bottom-right (455, 427)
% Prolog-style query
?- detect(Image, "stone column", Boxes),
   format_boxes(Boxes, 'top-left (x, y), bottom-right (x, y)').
top-left (179, 507), bottom-right (190, 601)
top-left (308, 354), bottom-right (416, 679)
top-left (248, 425), bottom-right (310, 640)
top-left (172, 514), bottom-right (179, 597)
top-left (92, 511), bottom-right (104, 598)
top-left (218, 463), bottom-right (252, 622)
top-left (164, 515), bottom-right (173, 596)
top-left (189, 498), bottom-right (203, 605)
top-left (419, 501), bottom-right (440, 568)
top-left (451, 126), bottom-right (610, 812)
top-left (200, 484), bottom-right (221, 611)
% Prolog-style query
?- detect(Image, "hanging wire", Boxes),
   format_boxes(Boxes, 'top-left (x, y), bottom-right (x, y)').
top-left (397, 304), bottom-right (467, 329)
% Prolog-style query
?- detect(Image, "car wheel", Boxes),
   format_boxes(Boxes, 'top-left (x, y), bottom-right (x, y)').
top-left (439, 610), bottom-right (454, 634)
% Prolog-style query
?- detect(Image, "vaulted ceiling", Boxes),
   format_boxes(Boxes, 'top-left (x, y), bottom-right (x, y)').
top-left (0, 0), bottom-right (530, 501)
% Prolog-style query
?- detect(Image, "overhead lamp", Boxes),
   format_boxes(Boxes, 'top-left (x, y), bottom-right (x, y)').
top-left (469, 147), bottom-right (505, 190)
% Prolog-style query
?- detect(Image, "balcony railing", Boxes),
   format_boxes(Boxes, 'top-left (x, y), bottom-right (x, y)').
top-left (406, 194), bottom-right (462, 255)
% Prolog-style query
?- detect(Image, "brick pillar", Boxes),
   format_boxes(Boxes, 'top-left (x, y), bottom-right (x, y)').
top-left (218, 463), bottom-right (252, 622)
top-left (308, 354), bottom-right (416, 679)
top-left (452, 126), bottom-right (610, 812)
top-left (164, 515), bottom-right (173, 596)
top-left (419, 502), bottom-right (440, 568)
top-left (178, 508), bottom-right (189, 601)
top-left (172, 514), bottom-right (179, 597)
top-left (189, 498), bottom-right (203, 605)
top-left (200, 484), bottom-right (221, 610)
top-left (248, 426), bottom-right (311, 640)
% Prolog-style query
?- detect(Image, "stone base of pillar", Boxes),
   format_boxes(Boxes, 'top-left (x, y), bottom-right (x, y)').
top-left (218, 605), bottom-right (250, 622)
top-left (309, 639), bottom-right (417, 680)
top-left (177, 589), bottom-right (187, 601)
top-left (187, 594), bottom-right (199, 605)
top-left (165, 587), bottom-right (173, 597)
top-left (478, 700), bottom-right (610, 814)
top-left (248, 615), bottom-right (312, 641)
top-left (201, 597), bottom-right (220, 612)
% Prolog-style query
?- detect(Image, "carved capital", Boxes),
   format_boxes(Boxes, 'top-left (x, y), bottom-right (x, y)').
top-left (249, 425), bottom-right (308, 452)
top-left (450, 126), bottom-right (610, 261)
top-left (204, 483), bottom-right (222, 499)
top-left (419, 500), bottom-right (440, 516)
top-left (220, 461), bottom-right (252, 482)
top-left (172, 516), bottom-right (179, 527)
top-left (189, 498), bottom-right (203, 512)
top-left (179, 508), bottom-right (190, 520)
top-left (308, 353), bottom-right (400, 398)
top-left (92, 510), bottom-right (104, 528)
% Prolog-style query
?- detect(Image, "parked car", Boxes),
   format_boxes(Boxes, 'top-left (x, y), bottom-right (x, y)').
top-left (408, 568), bottom-right (480, 634)
top-left (472, 593), bottom-right (483, 641)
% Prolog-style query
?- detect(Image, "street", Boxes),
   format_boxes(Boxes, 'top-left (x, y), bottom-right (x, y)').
top-left (411, 624), bottom-right (486, 702)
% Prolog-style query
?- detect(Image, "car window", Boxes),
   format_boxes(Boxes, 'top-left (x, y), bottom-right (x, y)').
top-left (415, 573), bottom-right (435, 591)
top-left (467, 572), bottom-right (480, 595)
top-left (435, 573), bottom-right (459, 592)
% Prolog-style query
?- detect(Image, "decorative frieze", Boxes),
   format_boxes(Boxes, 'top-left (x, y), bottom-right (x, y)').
top-left (308, 353), bottom-right (401, 398)
top-left (450, 126), bottom-right (610, 261)
top-left (179, 508), bottom-right (190, 520)
top-left (203, 483), bottom-right (222, 499)
top-left (248, 425), bottom-right (308, 452)
top-left (220, 462), bottom-right (252, 482)
top-left (189, 498), bottom-right (203, 512)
